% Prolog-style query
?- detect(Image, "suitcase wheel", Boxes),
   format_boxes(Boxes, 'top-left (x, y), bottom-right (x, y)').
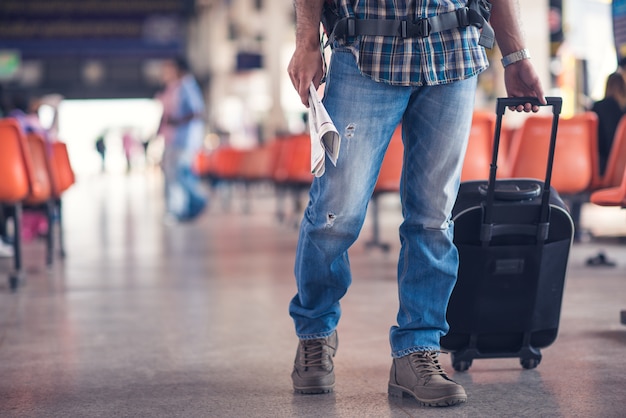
top-left (452, 359), bottom-right (472, 372)
top-left (520, 357), bottom-right (540, 370)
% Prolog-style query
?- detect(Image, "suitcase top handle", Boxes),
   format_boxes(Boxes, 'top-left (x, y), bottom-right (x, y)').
top-left (496, 97), bottom-right (562, 116)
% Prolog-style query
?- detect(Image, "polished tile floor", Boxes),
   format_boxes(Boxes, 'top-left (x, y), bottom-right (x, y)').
top-left (0, 171), bottom-right (625, 418)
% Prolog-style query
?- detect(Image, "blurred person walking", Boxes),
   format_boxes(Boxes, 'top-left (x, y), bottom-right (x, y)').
top-left (156, 57), bottom-right (208, 222)
top-left (122, 128), bottom-right (136, 173)
top-left (95, 129), bottom-right (107, 173)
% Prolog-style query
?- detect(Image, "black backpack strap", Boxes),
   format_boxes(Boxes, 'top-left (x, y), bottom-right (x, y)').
top-left (467, 0), bottom-right (495, 48)
top-left (326, 1), bottom-right (494, 49)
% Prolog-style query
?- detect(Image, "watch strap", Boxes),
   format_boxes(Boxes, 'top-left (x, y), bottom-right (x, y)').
top-left (501, 49), bottom-right (530, 67)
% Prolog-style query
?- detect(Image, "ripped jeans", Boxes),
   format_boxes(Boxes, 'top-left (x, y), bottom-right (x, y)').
top-left (289, 46), bottom-right (477, 357)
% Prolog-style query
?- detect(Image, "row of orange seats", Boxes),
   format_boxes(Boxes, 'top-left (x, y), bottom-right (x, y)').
top-left (195, 110), bottom-right (622, 201)
top-left (192, 110), bottom-right (625, 244)
top-left (193, 133), bottom-right (314, 221)
top-left (0, 117), bottom-right (75, 290)
top-left (193, 133), bottom-right (313, 189)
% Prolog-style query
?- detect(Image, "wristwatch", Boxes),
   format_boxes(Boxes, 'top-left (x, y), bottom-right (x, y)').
top-left (501, 49), bottom-right (530, 68)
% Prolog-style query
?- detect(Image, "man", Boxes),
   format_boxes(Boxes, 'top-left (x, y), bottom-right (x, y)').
top-left (287, 0), bottom-right (546, 407)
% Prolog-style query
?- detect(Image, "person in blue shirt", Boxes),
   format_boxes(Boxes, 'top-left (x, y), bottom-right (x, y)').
top-left (157, 57), bottom-right (208, 222)
top-left (287, 0), bottom-right (545, 406)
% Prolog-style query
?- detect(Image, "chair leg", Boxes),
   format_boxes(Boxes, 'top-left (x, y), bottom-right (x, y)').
top-left (56, 199), bottom-right (66, 259)
top-left (275, 185), bottom-right (287, 223)
top-left (0, 204), bottom-right (7, 237)
top-left (45, 200), bottom-right (55, 266)
top-left (10, 203), bottom-right (23, 291)
top-left (243, 182), bottom-right (252, 214)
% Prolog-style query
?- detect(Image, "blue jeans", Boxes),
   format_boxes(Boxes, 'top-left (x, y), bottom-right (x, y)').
top-left (163, 147), bottom-right (207, 221)
top-left (288, 46), bottom-right (477, 357)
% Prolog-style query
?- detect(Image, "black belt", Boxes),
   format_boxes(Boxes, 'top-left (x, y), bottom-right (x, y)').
top-left (329, 7), bottom-right (494, 48)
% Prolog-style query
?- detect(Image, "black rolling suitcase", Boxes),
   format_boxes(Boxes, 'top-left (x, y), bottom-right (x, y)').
top-left (441, 97), bottom-right (574, 372)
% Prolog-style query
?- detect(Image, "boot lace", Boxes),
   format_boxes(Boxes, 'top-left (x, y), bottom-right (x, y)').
top-left (409, 351), bottom-right (449, 379)
top-left (298, 339), bottom-right (333, 370)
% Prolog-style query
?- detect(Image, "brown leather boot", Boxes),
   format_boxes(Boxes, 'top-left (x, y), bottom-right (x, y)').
top-left (291, 331), bottom-right (338, 394)
top-left (388, 351), bottom-right (467, 406)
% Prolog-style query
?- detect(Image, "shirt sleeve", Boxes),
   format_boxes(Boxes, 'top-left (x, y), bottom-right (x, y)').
top-left (180, 75), bottom-right (205, 118)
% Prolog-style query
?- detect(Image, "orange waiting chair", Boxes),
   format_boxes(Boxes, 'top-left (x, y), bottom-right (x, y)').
top-left (239, 141), bottom-right (279, 184)
top-left (506, 112), bottom-right (599, 235)
top-left (209, 146), bottom-right (247, 182)
top-left (0, 119), bottom-right (30, 290)
top-left (590, 169), bottom-right (626, 208)
top-left (588, 116), bottom-right (626, 260)
top-left (47, 141), bottom-right (75, 259)
top-left (283, 133), bottom-right (314, 187)
top-left (507, 112), bottom-right (599, 196)
top-left (0, 119), bottom-right (53, 290)
top-left (237, 142), bottom-right (280, 213)
top-left (193, 149), bottom-right (214, 179)
top-left (194, 146), bottom-right (247, 184)
top-left (592, 115), bottom-right (626, 192)
top-left (201, 146), bottom-right (247, 210)
top-left (25, 132), bottom-right (57, 266)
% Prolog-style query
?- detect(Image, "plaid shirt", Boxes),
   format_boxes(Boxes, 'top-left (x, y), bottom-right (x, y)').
top-left (329, 0), bottom-right (489, 86)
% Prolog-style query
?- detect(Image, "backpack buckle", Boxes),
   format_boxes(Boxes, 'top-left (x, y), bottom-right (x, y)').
top-left (400, 19), bottom-right (430, 38)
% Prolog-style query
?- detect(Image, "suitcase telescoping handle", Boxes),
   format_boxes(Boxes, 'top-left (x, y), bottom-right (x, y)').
top-left (481, 96), bottom-right (563, 244)
top-left (496, 96), bottom-right (562, 115)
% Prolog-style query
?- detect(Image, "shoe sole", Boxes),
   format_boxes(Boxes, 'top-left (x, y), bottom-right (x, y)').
top-left (388, 383), bottom-right (467, 407)
top-left (293, 385), bottom-right (334, 395)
